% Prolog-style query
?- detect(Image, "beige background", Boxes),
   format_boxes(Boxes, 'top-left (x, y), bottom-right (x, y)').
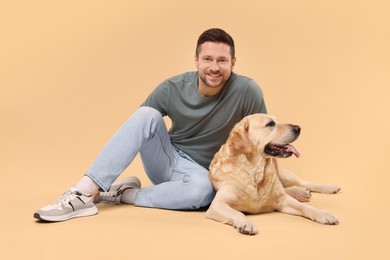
top-left (1, 0), bottom-right (389, 259)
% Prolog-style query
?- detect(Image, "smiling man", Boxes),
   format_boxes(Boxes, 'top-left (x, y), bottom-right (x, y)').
top-left (196, 41), bottom-right (236, 96)
top-left (34, 28), bottom-right (268, 222)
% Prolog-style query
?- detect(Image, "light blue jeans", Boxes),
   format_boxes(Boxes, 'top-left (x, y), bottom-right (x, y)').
top-left (86, 106), bottom-right (215, 210)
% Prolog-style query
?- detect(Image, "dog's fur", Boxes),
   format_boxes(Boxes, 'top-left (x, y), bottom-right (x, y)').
top-left (206, 114), bottom-right (340, 235)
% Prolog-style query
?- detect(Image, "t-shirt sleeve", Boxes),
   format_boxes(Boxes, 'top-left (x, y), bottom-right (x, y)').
top-left (140, 81), bottom-right (169, 117)
top-left (242, 79), bottom-right (267, 116)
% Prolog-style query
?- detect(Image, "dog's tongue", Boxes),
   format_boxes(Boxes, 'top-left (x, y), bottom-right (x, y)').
top-left (285, 144), bottom-right (300, 158)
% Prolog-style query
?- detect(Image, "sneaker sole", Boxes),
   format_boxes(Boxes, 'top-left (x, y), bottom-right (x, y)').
top-left (34, 206), bottom-right (98, 222)
top-left (109, 176), bottom-right (141, 191)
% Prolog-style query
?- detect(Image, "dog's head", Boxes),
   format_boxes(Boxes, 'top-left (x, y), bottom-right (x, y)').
top-left (229, 113), bottom-right (301, 158)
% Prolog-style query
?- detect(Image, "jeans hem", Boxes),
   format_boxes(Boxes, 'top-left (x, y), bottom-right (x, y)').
top-left (85, 172), bottom-right (108, 192)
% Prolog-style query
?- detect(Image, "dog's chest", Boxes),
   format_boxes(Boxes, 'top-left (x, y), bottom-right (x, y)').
top-left (238, 157), bottom-right (283, 213)
top-left (238, 155), bottom-right (264, 183)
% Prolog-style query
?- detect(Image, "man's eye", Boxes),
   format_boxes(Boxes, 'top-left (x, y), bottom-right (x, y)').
top-left (265, 121), bottom-right (275, 127)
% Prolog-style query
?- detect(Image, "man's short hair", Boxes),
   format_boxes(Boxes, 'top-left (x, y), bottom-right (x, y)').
top-left (195, 28), bottom-right (235, 58)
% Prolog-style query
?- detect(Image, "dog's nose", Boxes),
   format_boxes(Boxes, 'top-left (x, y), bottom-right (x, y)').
top-left (292, 125), bottom-right (301, 135)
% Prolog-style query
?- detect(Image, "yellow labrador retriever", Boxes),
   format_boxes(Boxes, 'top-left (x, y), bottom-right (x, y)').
top-left (206, 114), bottom-right (340, 235)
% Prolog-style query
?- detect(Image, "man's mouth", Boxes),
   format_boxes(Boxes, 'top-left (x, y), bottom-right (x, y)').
top-left (264, 144), bottom-right (300, 158)
top-left (208, 74), bottom-right (222, 80)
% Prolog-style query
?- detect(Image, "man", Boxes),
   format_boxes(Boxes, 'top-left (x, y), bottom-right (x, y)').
top-left (34, 28), bottom-right (267, 222)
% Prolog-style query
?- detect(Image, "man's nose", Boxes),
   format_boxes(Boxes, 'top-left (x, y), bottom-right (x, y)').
top-left (210, 61), bottom-right (219, 71)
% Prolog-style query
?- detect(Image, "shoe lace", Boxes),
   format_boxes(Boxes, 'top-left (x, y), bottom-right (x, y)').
top-left (97, 190), bottom-right (123, 203)
top-left (54, 189), bottom-right (80, 206)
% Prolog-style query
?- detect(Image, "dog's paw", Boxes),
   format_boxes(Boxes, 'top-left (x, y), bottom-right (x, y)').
top-left (313, 211), bottom-right (339, 225)
top-left (285, 187), bottom-right (311, 202)
top-left (234, 220), bottom-right (258, 235)
top-left (320, 184), bottom-right (342, 194)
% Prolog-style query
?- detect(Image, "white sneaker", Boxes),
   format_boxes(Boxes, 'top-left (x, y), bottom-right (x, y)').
top-left (34, 188), bottom-right (98, 222)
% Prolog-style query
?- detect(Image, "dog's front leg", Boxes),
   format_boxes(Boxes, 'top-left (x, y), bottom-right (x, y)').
top-left (278, 168), bottom-right (341, 194)
top-left (276, 194), bottom-right (339, 225)
top-left (206, 190), bottom-right (258, 235)
top-left (271, 159), bottom-right (310, 202)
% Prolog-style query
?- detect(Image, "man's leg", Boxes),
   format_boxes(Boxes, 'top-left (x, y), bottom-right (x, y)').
top-left (34, 106), bottom-right (174, 221)
top-left (85, 106), bottom-right (175, 191)
top-left (135, 146), bottom-right (216, 210)
top-left (97, 106), bottom-right (215, 209)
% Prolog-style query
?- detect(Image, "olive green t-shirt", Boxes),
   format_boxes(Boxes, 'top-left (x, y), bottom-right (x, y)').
top-left (141, 71), bottom-right (267, 169)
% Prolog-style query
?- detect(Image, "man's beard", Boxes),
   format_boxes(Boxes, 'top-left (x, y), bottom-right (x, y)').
top-left (199, 73), bottom-right (228, 89)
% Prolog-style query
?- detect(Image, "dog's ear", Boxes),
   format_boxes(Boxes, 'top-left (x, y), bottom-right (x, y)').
top-left (230, 119), bottom-right (252, 154)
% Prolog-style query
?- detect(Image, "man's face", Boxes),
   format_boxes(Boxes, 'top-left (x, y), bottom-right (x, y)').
top-left (195, 42), bottom-right (236, 97)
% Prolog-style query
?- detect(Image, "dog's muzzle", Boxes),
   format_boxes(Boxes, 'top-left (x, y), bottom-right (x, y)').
top-left (264, 125), bottom-right (301, 158)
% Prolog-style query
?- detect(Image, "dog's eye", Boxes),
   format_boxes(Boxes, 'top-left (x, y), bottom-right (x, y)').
top-left (265, 121), bottom-right (275, 127)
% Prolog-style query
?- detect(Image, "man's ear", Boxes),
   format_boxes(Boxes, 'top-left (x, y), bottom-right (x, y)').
top-left (230, 120), bottom-right (252, 154)
top-left (231, 56), bottom-right (236, 70)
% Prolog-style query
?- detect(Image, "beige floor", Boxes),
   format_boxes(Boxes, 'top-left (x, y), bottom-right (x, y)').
top-left (1, 1), bottom-right (389, 259)
top-left (3, 167), bottom-right (389, 259)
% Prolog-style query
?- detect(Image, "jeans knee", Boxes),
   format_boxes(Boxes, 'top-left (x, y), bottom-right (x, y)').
top-left (199, 185), bottom-right (216, 208)
top-left (130, 106), bottom-right (165, 135)
top-left (134, 106), bottom-right (162, 120)
top-left (185, 176), bottom-right (216, 209)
